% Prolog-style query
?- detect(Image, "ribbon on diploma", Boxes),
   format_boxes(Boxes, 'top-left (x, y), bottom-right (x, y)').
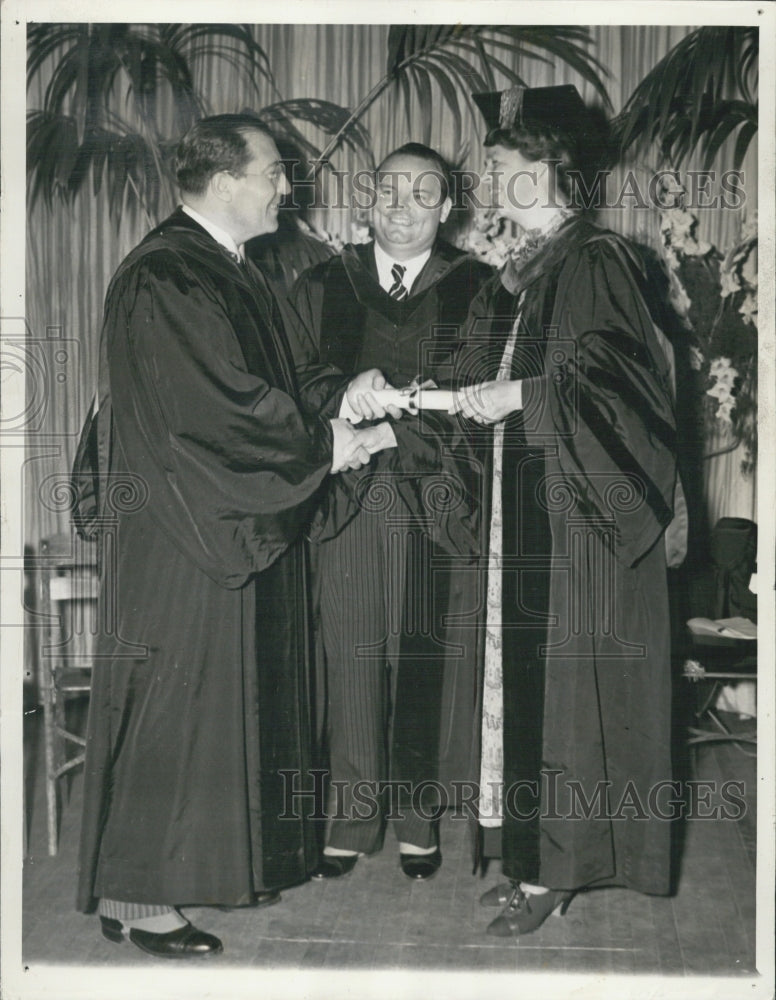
top-left (340, 385), bottom-right (454, 423)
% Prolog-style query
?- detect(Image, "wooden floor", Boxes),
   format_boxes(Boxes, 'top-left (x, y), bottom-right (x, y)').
top-left (20, 698), bottom-right (758, 980)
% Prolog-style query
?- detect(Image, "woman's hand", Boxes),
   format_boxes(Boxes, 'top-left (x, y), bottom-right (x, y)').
top-left (449, 380), bottom-right (523, 424)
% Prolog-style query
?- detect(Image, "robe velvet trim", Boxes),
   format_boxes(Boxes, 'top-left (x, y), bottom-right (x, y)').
top-left (459, 217), bottom-right (676, 894)
top-left (77, 211), bottom-right (338, 909)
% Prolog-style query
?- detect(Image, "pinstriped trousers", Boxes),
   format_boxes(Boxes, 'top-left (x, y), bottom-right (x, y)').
top-left (318, 507), bottom-right (435, 853)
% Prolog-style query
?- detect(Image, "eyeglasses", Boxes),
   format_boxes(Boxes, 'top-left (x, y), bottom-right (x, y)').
top-left (234, 167), bottom-right (286, 181)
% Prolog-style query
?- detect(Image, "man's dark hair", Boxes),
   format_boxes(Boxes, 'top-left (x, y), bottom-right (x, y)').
top-left (376, 142), bottom-right (452, 203)
top-left (175, 114), bottom-right (275, 196)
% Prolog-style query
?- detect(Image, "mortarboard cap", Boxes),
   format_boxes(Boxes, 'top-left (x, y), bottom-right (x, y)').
top-left (472, 84), bottom-right (588, 136)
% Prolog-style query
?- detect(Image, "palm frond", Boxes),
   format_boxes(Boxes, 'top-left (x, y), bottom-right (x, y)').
top-left (612, 27), bottom-right (758, 168)
top-left (308, 24), bottom-right (609, 175)
top-left (26, 23), bottom-right (274, 219)
top-left (489, 26), bottom-right (611, 106)
top-left (26, 24), bottom-right (83, 88)
top-left (259, 99), bottom-right (372, 161)
top-left (701, 101), bottom-right (759, 170)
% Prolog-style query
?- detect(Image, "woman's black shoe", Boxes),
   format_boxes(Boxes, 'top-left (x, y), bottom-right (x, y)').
top-left (100, 917), bottom-right (223, 957)
top-left (479, 882), bottom-right (513, 907)
top-left (486, 883), bottom-right (573, 937)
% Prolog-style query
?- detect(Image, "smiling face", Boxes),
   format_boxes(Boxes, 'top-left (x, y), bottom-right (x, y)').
top-left (371, 154), bottom-right (452, 261)
top-left (484, 143), bottom-right (544, 226)
top-left (225, 129), bottom-right (290, 243)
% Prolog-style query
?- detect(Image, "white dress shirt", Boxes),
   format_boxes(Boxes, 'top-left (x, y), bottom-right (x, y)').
top-left (181, 204), bottom-right (243, 260)
top-left (373, 241), bottom-right (431, 295)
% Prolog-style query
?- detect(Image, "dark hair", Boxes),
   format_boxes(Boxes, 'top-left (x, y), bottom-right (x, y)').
top-left (376, 142), bottom-right (452, 202)
top-left (485, 124), bottom-right (580, 198)
top-left (485, 107), bottom-right (611, 203)
top-left (175, 114), bottom-right (275, 196)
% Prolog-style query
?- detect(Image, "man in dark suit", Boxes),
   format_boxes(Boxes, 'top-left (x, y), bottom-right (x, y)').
top-left (290, 144), bottom-right (493, 881)
top-left (76, 114), bottom-right (394, 958)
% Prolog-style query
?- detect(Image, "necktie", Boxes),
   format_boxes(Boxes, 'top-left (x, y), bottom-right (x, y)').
top-left (388, 263), bottom-right (409, 301)
top-left (225, 249), bottom-right (244, 268)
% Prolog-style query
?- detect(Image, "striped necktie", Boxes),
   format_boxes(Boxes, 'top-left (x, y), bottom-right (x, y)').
top-left (388, 262), bottom-right (409, 301)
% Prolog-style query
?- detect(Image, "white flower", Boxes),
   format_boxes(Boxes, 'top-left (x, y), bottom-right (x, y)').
top-left (460, 221), bottom-right (512, 268)
top-left (739, 292), bottom-right (758, 325)
top-left (299, 218), bottom-right (345, 253)
top-left (659, 207), bottom-right (711, 258)
top-left (715, 397), bottom-right (735, 424)
top-left (667, 272), bottom-right (692, 318)
top-left (720, 266), bottom-right (742, 298)
top-left (709, 358), bottom-right (731, 376)
top-left (740, 212), bottom-right (758, 243)
top-left (655, 172), bottom-right (685, 209)
top-left (707, 358), bottom-right (739, 404)
top-left (740, 241), bottom-right (758, 289)
top-left (351, 221), bottom-right (371, 245)
top-left (689, 345), bottom-right (704, 371)
top-left (707, 380), bottom-right (731, 403)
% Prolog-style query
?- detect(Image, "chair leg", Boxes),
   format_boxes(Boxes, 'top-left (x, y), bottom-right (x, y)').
top-left (687, 678), bottom-right (757, 757)
top-left (705, 708), bottom-right (757, 755)
top-left (42, 687), bottom-right (59, 856)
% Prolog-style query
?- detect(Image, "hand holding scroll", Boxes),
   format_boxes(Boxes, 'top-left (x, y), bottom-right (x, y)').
top-left (344, 368), bottom-right (404, 422)
top-left (449, 380), bottom-right (523, 425)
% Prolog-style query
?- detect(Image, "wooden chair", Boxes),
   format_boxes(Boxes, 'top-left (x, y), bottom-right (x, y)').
top-left (683, 518), bottom-right (757, 756)
top-left (36, 532), bottom-right (99, 855)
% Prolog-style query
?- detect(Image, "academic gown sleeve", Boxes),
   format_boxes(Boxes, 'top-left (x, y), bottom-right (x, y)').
top-left (106, 251), bottom-right (335, 589)
top-left (273, 274), bottom-right (349, 420)
top-left (290, 265), bottom-right (484, 556)
top-left (521, 237), bottom-right (678, 567)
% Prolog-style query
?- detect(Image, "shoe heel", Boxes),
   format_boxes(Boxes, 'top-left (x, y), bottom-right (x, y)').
top-left (100, 917), bottom-right (125, 944)
top-left (554, 892), bottom-right (574, 917)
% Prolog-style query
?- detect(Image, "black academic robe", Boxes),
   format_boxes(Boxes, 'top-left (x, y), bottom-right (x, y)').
top-left (77, 209), bottom-right (347, 910)
top-left (460, 216), bottom-right (677, 894)
top-left (290, 241), bottom-right (494, 799)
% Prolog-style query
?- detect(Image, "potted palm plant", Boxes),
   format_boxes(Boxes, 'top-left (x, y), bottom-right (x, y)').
top-left (611, 26), bottom-right (758, 471)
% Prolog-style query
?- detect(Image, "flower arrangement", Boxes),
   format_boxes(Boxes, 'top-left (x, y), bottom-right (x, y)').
top-left (658, 191), bottom-right (757, 470)
top-left (457, 209), bottom-right (515, 268)
top-left (457, 181), bottom-right (758, 472)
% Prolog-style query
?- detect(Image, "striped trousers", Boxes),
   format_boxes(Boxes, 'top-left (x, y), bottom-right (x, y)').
top-left (318, 508), bottom-right (436, 853)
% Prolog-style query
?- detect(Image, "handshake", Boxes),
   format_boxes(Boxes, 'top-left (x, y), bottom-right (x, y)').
top-left (329, 368), bottom-right (401, 475)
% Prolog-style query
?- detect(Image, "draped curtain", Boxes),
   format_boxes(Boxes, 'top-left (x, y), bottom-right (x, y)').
top-left (25, 23), bottom-right (758, 548)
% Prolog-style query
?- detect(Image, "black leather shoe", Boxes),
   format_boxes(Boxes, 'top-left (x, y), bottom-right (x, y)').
top-left (310, 854), bottom-right (358, 879)
top-left (100, 917), bottom-right (223, 958)
top-left (216, 889), bottom-right (281, 912)
top-left (400, 848), bottom-right (442, 881)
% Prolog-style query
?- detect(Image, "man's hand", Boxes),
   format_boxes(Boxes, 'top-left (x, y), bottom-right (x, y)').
top-left (330, 418), bottom-right (370, 473)
top-left (354, 420), bottom-right (398, 454)
top-left (449, 380), bottom-right (523, 425)
top-left (329, 418), bottom-right (398, 474)
top-left (344, 368), bottom-right (404, 422)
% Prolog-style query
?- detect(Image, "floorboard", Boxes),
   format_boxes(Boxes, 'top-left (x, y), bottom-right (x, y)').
top-left (17, 705), bottom-right (758, 981)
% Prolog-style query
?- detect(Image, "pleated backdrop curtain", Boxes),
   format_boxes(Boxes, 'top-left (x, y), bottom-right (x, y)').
top-left (24, 23), bottom-right (757, 548)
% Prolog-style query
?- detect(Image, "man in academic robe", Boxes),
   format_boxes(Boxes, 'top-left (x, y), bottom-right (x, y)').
top-left (289, 144), bottom-right (494, 880)
top-left (76, 114), bottom-right (395, 958)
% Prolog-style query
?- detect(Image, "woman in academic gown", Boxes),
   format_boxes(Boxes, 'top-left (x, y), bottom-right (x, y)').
top-left (453, 85), bottom-right (679, 936)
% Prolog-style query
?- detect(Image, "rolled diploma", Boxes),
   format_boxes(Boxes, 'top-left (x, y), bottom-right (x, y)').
top-left (340, 387), bottom-right (454, 423)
